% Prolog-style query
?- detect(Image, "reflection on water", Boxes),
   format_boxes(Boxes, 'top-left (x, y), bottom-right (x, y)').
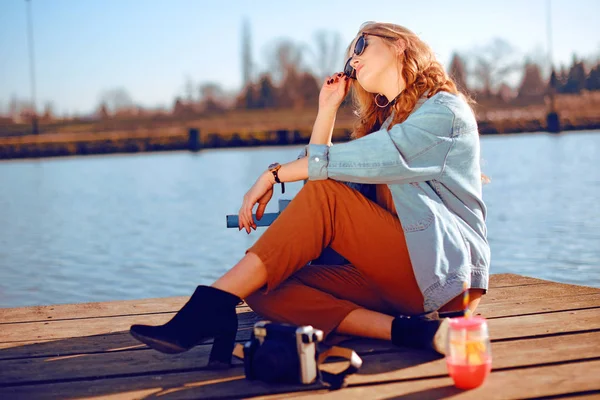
top-left (0, 131), bottom-right (599, 307)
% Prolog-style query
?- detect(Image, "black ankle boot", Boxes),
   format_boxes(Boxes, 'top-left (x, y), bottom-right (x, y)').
top-left (391, 310), bottom-right (464, 355)
top-left (130, 285), bottom-right (241, 368)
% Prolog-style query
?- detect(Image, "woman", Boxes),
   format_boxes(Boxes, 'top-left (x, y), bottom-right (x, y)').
top-left (130, 21), bottom-right (490, 366)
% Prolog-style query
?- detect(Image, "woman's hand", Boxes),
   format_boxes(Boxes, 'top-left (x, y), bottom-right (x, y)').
top-left (238, 172), bottom-right (275, 233)
top-left (318, 72), bottom-right (351, 113)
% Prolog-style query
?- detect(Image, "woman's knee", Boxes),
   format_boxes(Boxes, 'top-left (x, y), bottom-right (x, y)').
top-left (245, 291), bottom-right (281, 320)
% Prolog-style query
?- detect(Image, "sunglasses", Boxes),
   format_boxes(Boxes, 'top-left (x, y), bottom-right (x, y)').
top-left (344, 32), bottom-right (396, 79)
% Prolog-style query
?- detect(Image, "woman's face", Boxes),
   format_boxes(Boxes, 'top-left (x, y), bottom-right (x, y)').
top-left (348, 34), bottom-right (400, 95)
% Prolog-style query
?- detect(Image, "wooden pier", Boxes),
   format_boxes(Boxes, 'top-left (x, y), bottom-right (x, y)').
top-left (1, 273), bottom-right (599, 399)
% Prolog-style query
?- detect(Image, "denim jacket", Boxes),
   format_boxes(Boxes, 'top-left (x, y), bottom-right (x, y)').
top-left (298, 91), bottom-right (490, 311)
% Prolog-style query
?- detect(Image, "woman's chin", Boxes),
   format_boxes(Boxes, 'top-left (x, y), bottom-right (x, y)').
top-left (357, 79), bottom-right (376, 94)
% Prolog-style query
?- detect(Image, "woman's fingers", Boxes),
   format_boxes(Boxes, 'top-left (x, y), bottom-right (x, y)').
top-left (256, 203), bottom-right (267, 221)
top-left (325, 72), bottom-right (345, 85)
top-left (242, 203), bottom-right (251, 233)
top-left (239, 199), bottom-right (256, 233)
top-left (246, 205), bottom-right (255, 232)
top-left (239, 199), bottom-right (250, 233)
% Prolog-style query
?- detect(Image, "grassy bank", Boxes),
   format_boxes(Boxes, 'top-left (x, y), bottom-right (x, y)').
top-left (1, 93), bottom-right (599, 160)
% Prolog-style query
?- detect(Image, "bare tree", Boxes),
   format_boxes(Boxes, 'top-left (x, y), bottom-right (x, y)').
top-left (98, 88), bottom-right (134, 114)
top-left (241, 18), bottom-right (253, 87)
top-left (9, 95), bottom-right (18, 119)
top-left (184, 75), bottom-right (195, 103)
top-left (448, 52), bottom-right (468, 93)
top-left (42, 101), bottom-right (55, 121)
top-left (471, 38), bottom-right (520, 97)
top-left (264, 39), bottom-right (304, 84)
top-left (309, 30), bottom-right (343, 80)
top-left (262, 39), bottom-right (308, 108)
top-left (97, 102), bottom-right (109, 119)
top-left (517, 61), bottom-right (546, 99)
top-left (198, 82), bottom-right (226, 112)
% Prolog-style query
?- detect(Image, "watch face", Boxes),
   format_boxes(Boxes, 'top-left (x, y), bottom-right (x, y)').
top-left (268, 162), bottom-right (280, 170)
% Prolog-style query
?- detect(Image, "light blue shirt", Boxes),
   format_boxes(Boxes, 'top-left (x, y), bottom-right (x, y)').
top-left (299, 91), bottom-right (490, 311)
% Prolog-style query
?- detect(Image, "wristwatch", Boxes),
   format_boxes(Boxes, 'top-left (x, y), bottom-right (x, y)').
top-left (268, 162), bottom-right (285, 194)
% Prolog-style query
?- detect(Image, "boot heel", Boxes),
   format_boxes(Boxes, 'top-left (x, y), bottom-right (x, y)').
top-left (207, 327), bottom-right (237, 369)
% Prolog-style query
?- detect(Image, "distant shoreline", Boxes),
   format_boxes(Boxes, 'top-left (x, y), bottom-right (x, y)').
top-left (1, 121), bottom-right (599, 161)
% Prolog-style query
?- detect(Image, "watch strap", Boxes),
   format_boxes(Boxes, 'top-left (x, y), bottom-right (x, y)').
top-left (269, 163), bottom-right (285, 194)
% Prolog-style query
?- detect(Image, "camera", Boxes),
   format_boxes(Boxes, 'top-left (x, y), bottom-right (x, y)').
top-left (243, 321), bottom-right (324, 384)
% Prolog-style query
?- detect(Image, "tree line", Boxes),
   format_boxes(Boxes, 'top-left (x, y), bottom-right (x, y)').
top-left (2, 35), bottom-right (599, 121)
top-left (446, 38), bottom-right (599, 102)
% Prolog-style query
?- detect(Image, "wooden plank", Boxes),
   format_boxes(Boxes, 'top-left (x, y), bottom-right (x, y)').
top-left (484, 273), bottom-right (552, 288)
top-left (254, 360), bottom-right (600, 400)
top-left (487, 308), bottom-right (600, 340)
top-left (1, 355), bottom-right (599, 400)
top-left (0, 297), bottom-right (188, 324)
top-left (0, 299), bottom-right (251, 325)
top-left (476, 293), bottom-right (600, 318)
top-left (2, 282), bottom-right (596, 343)
top-left (1, 302), bottom-right (598, 345)
top-left (1, 327), bottom-right (598, 387)
top-left (1, 290), bottom-right (599, 360)
top-left (478, 282), bottom-right (599, 305)
top-left (0, 310), bottom-right (261, 343)
top-left (0, 274), bottom-right (559, 324)
top-left (0, 324), bottom-right (258, 362)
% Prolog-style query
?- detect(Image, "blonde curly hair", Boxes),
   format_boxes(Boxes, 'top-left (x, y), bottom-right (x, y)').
top-left (347, 22), bottom-right (488, 183)
top-left (347, 21), bottom-right (471, 139)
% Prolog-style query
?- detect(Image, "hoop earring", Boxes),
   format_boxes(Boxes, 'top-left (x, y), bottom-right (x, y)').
top-left (375, 93), bottom-right (390, 108)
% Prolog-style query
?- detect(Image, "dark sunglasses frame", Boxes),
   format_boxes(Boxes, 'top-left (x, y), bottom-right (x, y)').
top-left (344, 32), bottom-right (396, 79)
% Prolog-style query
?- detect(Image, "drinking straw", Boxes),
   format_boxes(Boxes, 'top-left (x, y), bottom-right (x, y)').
top-left (463, 281), bottom-right (471, 318)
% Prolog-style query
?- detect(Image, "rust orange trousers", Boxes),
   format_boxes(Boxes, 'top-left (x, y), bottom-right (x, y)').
top-left (245, 179), bottom-right (429, 338)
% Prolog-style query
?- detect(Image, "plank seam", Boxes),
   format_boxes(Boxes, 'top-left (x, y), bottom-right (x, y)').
top-left (0, 307), bottom-right (253, 326)
top-left (484, 305), bottom-right (600, 320)
top-left (1, 347), bottom-right (599, 389)
top-left (492, 328), bottom-right (600, 343)
top-left (223, 357), bottom-right (600, 400)
top-left (3, 296), bottom-right (598, 326)
top-left (527, 389), bottom-right (600, 399)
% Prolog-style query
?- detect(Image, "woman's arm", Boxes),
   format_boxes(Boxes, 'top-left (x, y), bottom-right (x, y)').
top-left (309, 108), bottom-right (337, 147)
top-left (237, 74), bottom-right (347, 232)
top-left (261, 108), bottom-right (337, 185)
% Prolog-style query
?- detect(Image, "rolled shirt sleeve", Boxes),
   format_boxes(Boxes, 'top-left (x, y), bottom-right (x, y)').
top-left (297, 146), bottom-right (308, 160)
top-left (307, 109), bottom-right (455, 185)
top-left (307, 144), bottom-right (331, 180)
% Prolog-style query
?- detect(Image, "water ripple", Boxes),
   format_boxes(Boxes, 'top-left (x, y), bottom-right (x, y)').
top-left (1, 133), bottom-right (599, 307)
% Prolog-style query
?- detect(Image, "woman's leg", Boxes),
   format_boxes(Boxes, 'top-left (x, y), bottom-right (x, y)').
top-left (215, 179), bottom-right (424, 315)
top-left (337, 290), bottom-right (485, 340)
top-left (246, 263), bottom-right (397, 340)
top-left (336, 309), bottom-right (394, 340)
top-left (131, 179), bottom-right (417, 361)
top-left (244, 263), bottom-right (483, 343)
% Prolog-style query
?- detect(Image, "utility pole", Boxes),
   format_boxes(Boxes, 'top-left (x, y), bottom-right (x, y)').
top-left (241, 18), bottom-right (253, 88)
top-left (26, 0), bottom-right (39, 134)
top-left (546, 0), bottom-right (561, 133)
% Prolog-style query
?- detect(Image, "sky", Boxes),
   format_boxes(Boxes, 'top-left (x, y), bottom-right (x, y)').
top-left (1, 0), bottom-right (599, 116)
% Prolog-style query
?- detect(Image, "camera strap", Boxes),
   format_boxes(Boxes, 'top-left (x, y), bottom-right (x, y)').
top-left (317, 345), bottom-right (363, 390)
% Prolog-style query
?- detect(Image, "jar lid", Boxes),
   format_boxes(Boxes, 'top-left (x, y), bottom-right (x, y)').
top-left (448, 316), bottom-right (487, 330)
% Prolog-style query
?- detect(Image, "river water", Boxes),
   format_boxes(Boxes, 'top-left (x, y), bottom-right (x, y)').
top-left (1, 131), bottom-right (599, 307)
